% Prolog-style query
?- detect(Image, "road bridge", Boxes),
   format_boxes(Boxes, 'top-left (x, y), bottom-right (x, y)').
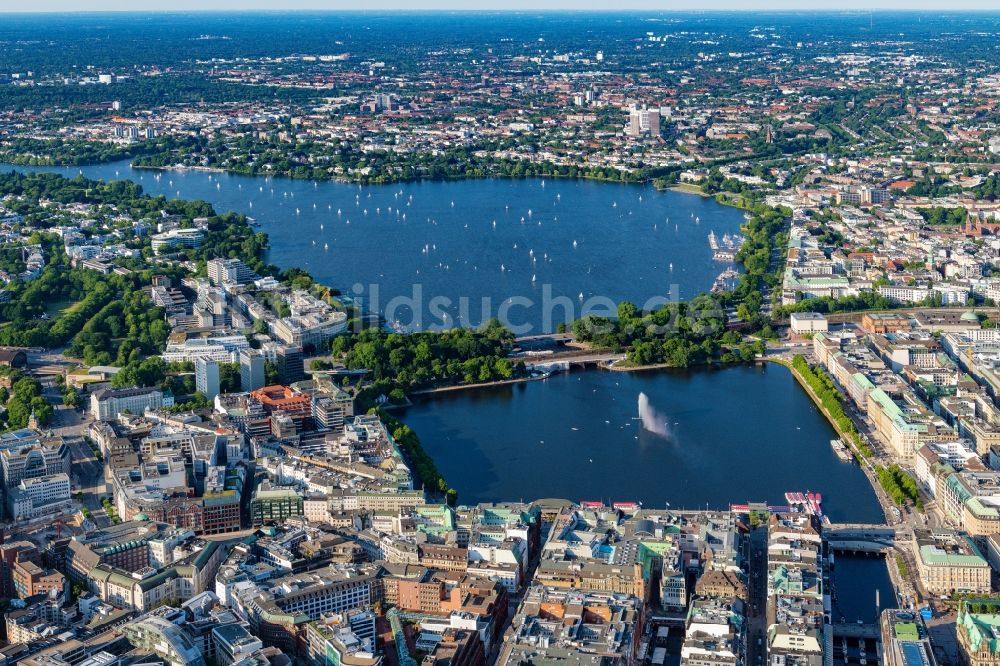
top-left (830, 622), bottom-right (881, 641)
top-left (825, 523), bottom-right (906, 553)
top-left (515, 333), bottom-right (576, 344)
top-left (524, 350), bottom-right (626, 368)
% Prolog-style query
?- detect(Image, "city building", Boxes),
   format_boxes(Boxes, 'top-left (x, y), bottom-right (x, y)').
top-left (304, 612), bottom-right (382, 666)
top-left (276, 345), bottom-right (305, 384)
top-left (0, 437), bottom-right (70, 489)
top-left (881, 609), bottom-right (938, 666)
top-left (790, 312), bottom-right (829, 335)
top-left (6, 472), bottom-right (72, 520)
top-left (150, 228), bottom-right (205, 255)
top-left (123, 612), bottom-right (208, 666)
top-left (913, 530), bottom-right (991, 596)
top-left (626, 104), bottom-right (660, 138)
top-left (240, 349), bottom-right (266, 393)
top-left (235, 564), bottom-right (377, 652)
top-left (498, 586), bottom-right (640, 666)
top-left (207, 258), bottom-right (258, 286)
top-left (90, 387), bottom-right (173, 421)
top-left (957, 599), bottom-right (1000, 666)
top-left (251, 485), bottom-right (304, 526)
top-left (212, 623), bottom-right (264, 666)
top-left (196, 357), bottom-right (221, 401)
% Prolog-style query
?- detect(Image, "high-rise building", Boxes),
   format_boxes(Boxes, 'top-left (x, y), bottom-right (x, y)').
top-left (196, 358), bottom-right (221, 400)
top-left (627, 108), bottom-right (643, 137)
top-left (276, 345), bottom-right (305, 385)
top-left (374, 93), bottom-right (394, 112)
top-left (207, 258), bottom-right (258, 286)
top-left (313, 392), bottom-right (354, 433)
top-left (240, 349), bottom-right (266, 393)
top-left (626, 105), bottom-right (660, 138)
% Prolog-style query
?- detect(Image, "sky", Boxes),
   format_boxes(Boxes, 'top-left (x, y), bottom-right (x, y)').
top-left (5, 0), bottom-right (1000, 11)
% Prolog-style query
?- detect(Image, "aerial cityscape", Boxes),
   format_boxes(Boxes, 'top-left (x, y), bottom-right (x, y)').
top-left (6, 7), bottom-right (1000, 666)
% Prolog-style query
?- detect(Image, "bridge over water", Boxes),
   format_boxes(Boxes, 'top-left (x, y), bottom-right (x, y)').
top-left (825, 523), bottom-right (908, 554)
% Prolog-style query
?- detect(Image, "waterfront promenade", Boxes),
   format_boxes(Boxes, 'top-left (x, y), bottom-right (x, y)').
top-left (768, 347), bottom-right (934, 610)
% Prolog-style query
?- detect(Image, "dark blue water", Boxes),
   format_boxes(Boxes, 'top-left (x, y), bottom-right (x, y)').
top-left (833, 555), bottom-right (897, 624)
top-left (399, 363), bottom-right (885, 524)
top-left (5, 161), bottom-right (745, 333)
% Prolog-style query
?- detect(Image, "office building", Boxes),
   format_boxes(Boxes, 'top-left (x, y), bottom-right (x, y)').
top-left (6, 473), bottom-right (71, 520)
top-left (626, 105), bottom-right (660, 138)
top-left (304, 614), bottom-right (382, 666)
top-left (123, 614), bottom-right (208, 666)
top-left (0, 439), bottom-right (70, 489)
top-left (207, 258), bottom-right (257, 286)
top-left (90, 387), bottom-right (173, 421)
top-left (251, 485), bottom-right (304, 526)
top-left (881, 609), bottom-right (937, 666)
top-left (150, 228), bottom-right (205, 255)
top-left (212, 624), bottom-right (263, 666)
top-left (313, 392), bottom-right (354, 432)
top-left (499, 587), bottom-right (639, 666)
top-left (276, 345), bottom-right (305, 384)
top-left (196, 358), bottom-right (221, 401)
top-left (237, 565), bottom-right (376, 652)
top-left (240, 349), bottom-right (266, 392)
top-left (12, 559), bottom-right (65, 601)
top-left (913, 530), bottom-right (991, 596)
top-left (790, 312), bottom-right (829, 335)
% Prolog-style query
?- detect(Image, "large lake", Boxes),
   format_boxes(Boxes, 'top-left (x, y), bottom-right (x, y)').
top-left (400, 363), bottom-right (885, 524)
top-left (6, 160), bottom-right (745, 333)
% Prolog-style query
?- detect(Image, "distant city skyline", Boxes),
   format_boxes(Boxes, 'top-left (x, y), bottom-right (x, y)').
top-left (5, 0), bottom-right (1000, 12)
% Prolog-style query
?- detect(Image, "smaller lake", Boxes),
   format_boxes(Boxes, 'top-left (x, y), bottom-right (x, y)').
top-left (400, 364), bottom-right (885, 524)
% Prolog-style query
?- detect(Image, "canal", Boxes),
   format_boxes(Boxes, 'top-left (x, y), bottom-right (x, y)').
top-left (832, 554), bottom-right (897, 625)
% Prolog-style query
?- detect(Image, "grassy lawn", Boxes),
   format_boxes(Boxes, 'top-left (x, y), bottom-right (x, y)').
top-left (45, 298), bottom-right (83, 318)
top-left (670, 182), bottom-right (711, 196)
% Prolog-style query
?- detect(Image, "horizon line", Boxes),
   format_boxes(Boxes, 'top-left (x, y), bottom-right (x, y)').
top-left (3, 7), bottom-right (1000, 14)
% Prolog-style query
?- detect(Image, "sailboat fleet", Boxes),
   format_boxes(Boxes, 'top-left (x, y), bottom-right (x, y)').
top-left (152, 173), bottom-right (737, 298)
top-left (708, 230), bottom-right (747, 262)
